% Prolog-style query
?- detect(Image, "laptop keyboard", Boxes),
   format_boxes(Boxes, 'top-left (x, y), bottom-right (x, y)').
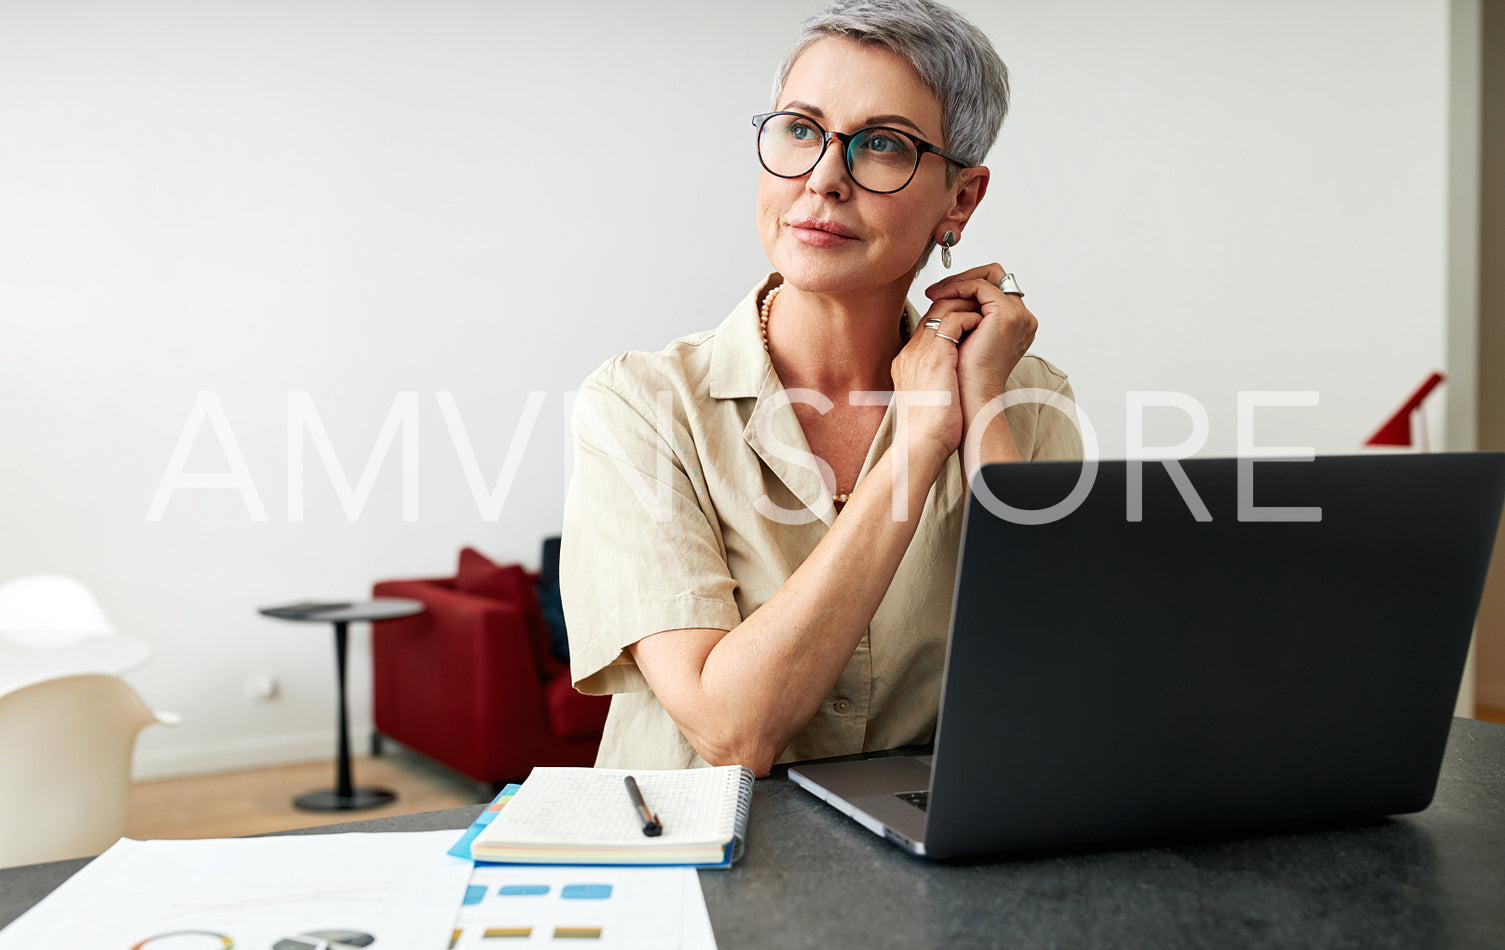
top-left (897, 790), bottom-right (929, 811)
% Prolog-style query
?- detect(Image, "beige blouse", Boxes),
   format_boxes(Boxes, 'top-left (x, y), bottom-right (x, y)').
top-left (561, 275), bottom-right (1083, 770)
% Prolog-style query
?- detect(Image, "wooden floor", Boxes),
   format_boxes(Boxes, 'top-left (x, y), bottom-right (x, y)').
top-left (124, 747), bottom-right (485, 840)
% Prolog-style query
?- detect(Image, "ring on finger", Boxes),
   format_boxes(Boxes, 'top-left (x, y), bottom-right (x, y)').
top-left (935, 331), bottom-right (961, 345)
top-left (921, 317), bottom-right (943, 330)
top-left (997, 273), bottom-right (1024, 297)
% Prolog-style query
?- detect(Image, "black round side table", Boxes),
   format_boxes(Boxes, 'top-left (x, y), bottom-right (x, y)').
top-left (257, 597), bottom-right (424, 811)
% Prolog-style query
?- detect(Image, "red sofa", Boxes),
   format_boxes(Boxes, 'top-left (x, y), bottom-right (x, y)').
top-left (371, 544), bottom-right (609, 788)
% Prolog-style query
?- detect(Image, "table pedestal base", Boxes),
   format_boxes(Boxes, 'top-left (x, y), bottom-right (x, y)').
top-left (295, 787), bottom-right (397, 812)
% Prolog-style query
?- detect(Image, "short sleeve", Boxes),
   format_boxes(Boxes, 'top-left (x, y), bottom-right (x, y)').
top-left (1030, 373), bottom-right (1085, 461)
top-left (560, 360), bottom-right (744, 696)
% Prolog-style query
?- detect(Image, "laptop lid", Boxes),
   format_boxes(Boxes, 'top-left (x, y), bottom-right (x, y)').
top-left (917, 453), bottom-right (1505, 859)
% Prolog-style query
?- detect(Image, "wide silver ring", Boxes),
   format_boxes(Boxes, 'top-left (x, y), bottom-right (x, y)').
top-left (935, 331), bottom-right (961, 345)
top-left (921, 317), bottom-right (943, 330)
top-left (997, 273), bottom-right (1024, 297)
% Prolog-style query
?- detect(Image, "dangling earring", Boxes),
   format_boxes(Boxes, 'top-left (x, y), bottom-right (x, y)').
top-left (940, 230), bottom-right (957, 269)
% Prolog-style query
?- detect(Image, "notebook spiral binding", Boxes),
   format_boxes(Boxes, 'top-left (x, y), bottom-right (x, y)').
top-left (728, 766), bottom-right (756, 863)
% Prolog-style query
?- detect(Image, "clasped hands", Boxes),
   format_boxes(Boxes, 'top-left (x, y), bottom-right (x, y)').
top-left (890, 262), bottom-right (1037, 467)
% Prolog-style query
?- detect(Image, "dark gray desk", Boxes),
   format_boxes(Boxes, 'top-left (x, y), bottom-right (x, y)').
top-left (3, 718), bottom-right (1501, 949)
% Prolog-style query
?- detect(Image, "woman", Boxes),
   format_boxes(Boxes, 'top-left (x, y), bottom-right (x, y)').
top-left (561, 0), bottom-right (1082, 776)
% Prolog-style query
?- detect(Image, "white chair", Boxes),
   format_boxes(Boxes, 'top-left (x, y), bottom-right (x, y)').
top-left (0, 574), bottom-right (115, 646)
top-left (0, 673), bottom-right (178, 868)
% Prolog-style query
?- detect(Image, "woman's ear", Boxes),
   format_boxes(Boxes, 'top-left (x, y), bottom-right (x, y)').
top-left (938, 165), bottom-right (991, 242)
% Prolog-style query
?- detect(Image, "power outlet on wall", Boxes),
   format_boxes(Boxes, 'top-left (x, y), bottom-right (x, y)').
top-left (244, 671), bottom-right (280, 703)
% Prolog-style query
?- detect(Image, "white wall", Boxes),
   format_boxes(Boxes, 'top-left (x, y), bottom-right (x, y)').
top-left (0, 0), bottom-right (1466, 777)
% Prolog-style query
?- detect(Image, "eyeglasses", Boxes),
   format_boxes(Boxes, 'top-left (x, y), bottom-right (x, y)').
top-left (752, 111), bottom-right (967, 195)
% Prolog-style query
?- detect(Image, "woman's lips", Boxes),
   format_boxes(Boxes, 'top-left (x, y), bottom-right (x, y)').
top-left (790, 218), bottom-right (858, 248)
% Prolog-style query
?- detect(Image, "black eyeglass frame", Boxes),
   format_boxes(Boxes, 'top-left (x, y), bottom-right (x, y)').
top-left (751, 111), bottom-right (969, 195)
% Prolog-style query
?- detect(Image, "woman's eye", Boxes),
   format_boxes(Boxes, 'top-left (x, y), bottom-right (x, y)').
top-left (787, 121), bottom-right (818, 140)
top-left (863, 133), bottom-right (901, 152)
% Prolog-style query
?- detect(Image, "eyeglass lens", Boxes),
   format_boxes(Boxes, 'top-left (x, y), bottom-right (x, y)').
top-left (758, 113), bottom-right (920, 193)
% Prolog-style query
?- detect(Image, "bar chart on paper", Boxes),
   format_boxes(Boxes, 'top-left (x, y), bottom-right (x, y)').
top-left (450, 865), bottom-right (715, 949)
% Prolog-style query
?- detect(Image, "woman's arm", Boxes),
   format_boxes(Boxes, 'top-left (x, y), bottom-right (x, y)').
top-left (626, 321), bottom-right (974, 777)
top-left (629, 430), bottom-right (947, 776)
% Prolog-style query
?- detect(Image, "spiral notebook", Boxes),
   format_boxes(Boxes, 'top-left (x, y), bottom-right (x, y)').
top-left (469, 766), bottom-right (755, 868)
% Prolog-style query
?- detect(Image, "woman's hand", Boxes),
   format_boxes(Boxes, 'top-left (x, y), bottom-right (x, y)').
top-left (923, 263), bottom-right (1036, 465)
top-left (890, 303), bottom-right (983, 475)
top-left (925, 263), bottom-right (1037, 412)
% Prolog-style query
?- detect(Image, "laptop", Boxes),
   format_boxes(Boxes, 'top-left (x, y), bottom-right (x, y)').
top-left (788, 453), bottom-right (1505, 859)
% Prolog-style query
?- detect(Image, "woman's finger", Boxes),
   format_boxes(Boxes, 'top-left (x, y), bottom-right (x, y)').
top-left (925, 263), bottom-right (1009, 299)
top-left (925, 275), bottom-right (1016, 306)
top-left (918, 295), bottom-right (981, 322)
top-left (916, 304), bottom-right (986, 349)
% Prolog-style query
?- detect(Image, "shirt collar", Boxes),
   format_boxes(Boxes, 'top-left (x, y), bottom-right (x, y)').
top-left (707, 275), bottom-right (779, 400)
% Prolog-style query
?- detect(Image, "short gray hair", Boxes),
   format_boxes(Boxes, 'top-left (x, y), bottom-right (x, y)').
top-left (771, 0), bottom-right (1010, 173)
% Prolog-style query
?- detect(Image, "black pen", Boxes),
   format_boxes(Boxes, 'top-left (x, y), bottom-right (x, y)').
top-left (624, 775), bottom-right (662, 837)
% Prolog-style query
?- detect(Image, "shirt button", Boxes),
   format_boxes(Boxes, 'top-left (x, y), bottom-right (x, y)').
top-left (833, 699), bottom-right (850, 714)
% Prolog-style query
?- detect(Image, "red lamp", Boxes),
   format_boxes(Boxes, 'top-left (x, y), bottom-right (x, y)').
top-left (1365, 372), bottom-right (1446, 450)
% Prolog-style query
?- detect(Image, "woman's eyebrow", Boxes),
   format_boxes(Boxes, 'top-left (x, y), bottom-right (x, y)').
top-left (864, 114), bottom-right (925, 135)
top-left (781, 100), bottom-right (827, 119)
top-left (781, 100), bottom-right (927, 137)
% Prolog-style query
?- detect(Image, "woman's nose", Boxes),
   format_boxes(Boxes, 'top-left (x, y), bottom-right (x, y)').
top-left (805, 136), bottom-right (853, 199)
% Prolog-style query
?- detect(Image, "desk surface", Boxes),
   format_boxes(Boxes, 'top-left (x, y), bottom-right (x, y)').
top-left (3, 718), bottom-right (1502, 949)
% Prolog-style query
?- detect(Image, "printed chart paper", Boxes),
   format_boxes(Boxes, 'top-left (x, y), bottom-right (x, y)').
top-left (451, 864), bottom-right (716, 949)
top-left (0, 831), bottom-right (472, 950)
